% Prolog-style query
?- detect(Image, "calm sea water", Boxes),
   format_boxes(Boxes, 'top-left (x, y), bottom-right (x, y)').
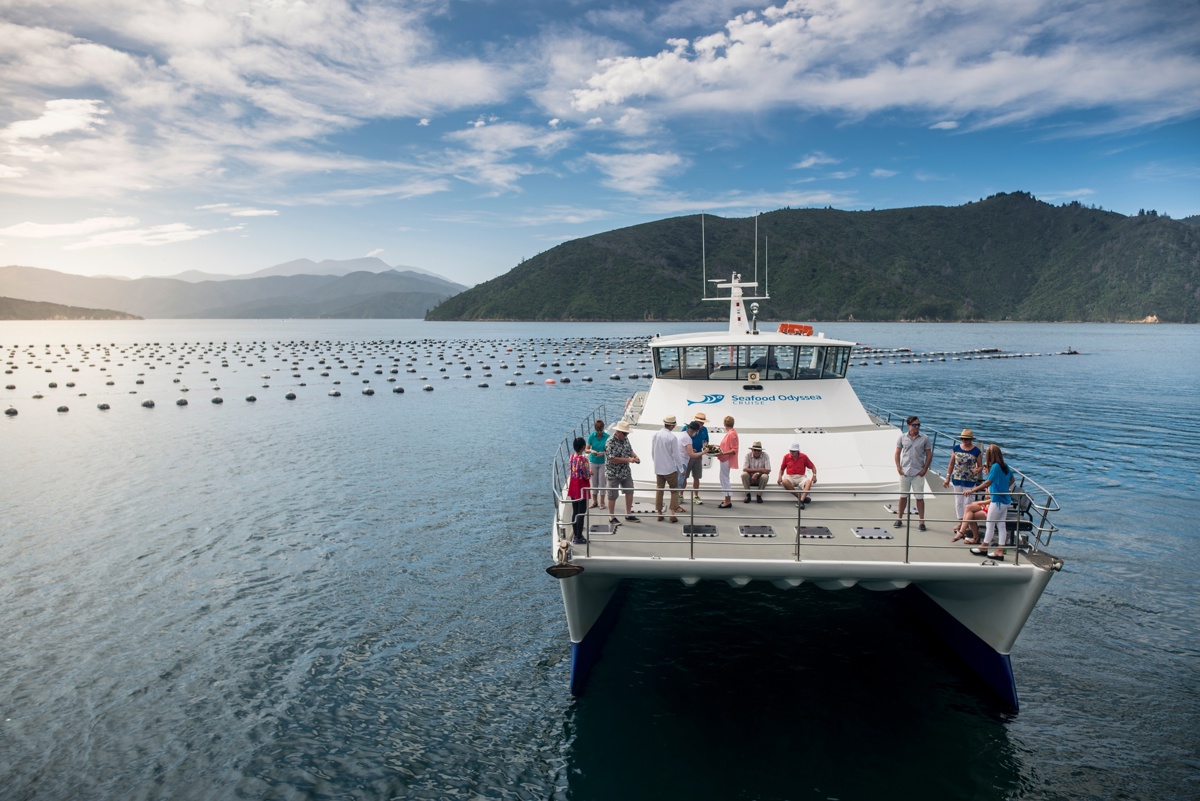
top-left (2, 320), bottom-right (1197, 801)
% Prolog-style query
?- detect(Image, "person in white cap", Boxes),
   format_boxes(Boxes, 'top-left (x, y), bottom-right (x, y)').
top-left (778, 443), bottom-right (817, 507)
top-left (652, 415), bottom-right (681, 522)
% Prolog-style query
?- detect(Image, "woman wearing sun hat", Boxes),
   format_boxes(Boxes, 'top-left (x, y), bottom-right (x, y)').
top-left (944, 428), bottom-right (983, 540)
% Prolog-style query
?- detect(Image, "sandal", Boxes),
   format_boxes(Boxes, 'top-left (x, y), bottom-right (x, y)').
top-left (970, 547), bottom-right (988, 556)
top-left (717, 502), bottom-right (733, 509)
top-left (963, 538), bottom-right (980, 545)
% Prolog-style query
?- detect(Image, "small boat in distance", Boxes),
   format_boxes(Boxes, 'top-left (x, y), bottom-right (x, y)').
top-left (549, 269), bottom-right (1064, 711)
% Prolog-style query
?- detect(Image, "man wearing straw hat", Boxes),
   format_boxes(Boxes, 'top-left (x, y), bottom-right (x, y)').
top-left (686, 412), bottom-right (711, 503)
top-left (741, 441), bottom-right (772, 503)
top-left (605, 420), bottom-right (641, 523)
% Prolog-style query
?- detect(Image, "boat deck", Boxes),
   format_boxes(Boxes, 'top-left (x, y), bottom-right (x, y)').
top-left (562, 476), bottom-right (1051, 576)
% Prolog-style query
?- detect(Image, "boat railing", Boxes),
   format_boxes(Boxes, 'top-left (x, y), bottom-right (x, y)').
top-left (553, 405), bottom-right (1060, 563)
top-left (862, 403), bottom-right (1061, 552)
top-left (550, 402), bottom-right (611, 510)
top-left (555, 483), bottom-right (1055, 566)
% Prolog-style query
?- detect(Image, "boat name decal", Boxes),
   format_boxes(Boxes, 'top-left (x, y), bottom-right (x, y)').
top-left (731, 393), bottom-right (823, 405)
top-left (686, 394), bottom-right (725, 406)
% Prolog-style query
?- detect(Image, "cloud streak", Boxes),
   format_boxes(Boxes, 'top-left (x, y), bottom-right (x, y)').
top-left (569, 0), bottom-right (1200, 133)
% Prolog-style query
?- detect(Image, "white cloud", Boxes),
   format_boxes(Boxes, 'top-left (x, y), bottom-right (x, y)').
top-left (587, 151), bottom-right (686, 194)
top-left (930, 121), bottom-right (959, 130)
top-left (871, 168), bottom-right (898, 178)
top-left (0, 99), bottom-right (109, 141)
top-left (794, 151), bottom-right (839, 169)
top-left (0, 2), bottom-right (519, 202)
top-left (1037, 187), bottom-right (1096, 202)
top-left (63, 222), bottom-right (240, 249)
top-left (307, 178), bottom-right (452, 205)
top-left (569, 0), bottom-right (1200, 134)
top-left (514, 206), bottom-right (611, 226)
top-left (196, 203), bottom-right (278, 217)
top-left (366, 248), bottom-right (384, 258)
top-left (0, 216), bottom-right (138, 238)
top-left (641, 188), bottom-right (856, 216)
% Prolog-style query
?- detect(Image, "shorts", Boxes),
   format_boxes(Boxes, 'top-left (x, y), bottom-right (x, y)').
top-left (898, 474), bottom-right (925, 499)
top-left (683, 457), bottom-right (703, 480)
top-left (607, 475), bottom-right (634, 500)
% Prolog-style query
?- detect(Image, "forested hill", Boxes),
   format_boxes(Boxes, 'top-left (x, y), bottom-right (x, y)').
top-left (0, 296), bottom-right (141, 320)
top-left (427, 192), bottom-right (1199, 322)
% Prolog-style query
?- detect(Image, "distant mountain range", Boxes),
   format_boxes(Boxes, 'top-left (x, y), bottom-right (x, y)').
top-left (427, 193), bottom-right (1200, 323)
top-left (0, 259), bottom-right (468, 319)
top-left (163, 256), bottom-right (450, 283)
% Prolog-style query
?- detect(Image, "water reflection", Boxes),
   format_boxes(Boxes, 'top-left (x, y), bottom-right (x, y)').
top-left (565, 581), bottom-right (1023, 800)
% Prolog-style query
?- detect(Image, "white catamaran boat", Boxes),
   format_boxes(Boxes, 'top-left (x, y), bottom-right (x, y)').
top-left (549, 272), bottom-right (1064, 710)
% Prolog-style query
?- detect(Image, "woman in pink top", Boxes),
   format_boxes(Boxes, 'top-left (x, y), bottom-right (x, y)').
top-left (716, 415), bottom-right (739, 508)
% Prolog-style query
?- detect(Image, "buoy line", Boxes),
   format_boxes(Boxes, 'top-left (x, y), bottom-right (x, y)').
top-left (1, 334), bottom-right (1070, 417)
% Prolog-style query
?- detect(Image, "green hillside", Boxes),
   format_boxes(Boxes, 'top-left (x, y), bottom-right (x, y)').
top-left (427, 192), bottom-right (1200, 322)
top-left (0, 296), bottom-right (141, 320)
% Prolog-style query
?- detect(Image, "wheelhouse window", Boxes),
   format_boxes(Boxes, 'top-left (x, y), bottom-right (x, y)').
top-left (821, 345), bottom-right (850, 378)
top-left (652, 344), bottom-right (851, 379)
top-left (655, 347), bottom-right (681, 377)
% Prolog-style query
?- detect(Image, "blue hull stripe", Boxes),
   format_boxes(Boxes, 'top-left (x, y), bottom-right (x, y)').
top-left (568, 584), bottom-right (626, 695)
top-left (903, 585), bottom-right (1020, 711)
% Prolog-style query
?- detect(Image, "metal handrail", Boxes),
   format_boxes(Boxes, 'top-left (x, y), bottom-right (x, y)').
top-left (556, 479), bottom-right (1051, 564)
top-left (862, 402), bottom-right (1060, 552)
top-left (553, 404), bottom-right (1060, 560)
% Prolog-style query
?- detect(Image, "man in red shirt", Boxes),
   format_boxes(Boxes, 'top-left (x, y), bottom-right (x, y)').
top-left (777, 443), bottom-right (817, 507)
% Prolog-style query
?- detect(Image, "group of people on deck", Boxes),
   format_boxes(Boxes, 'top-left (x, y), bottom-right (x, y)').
top-left (564, 413), bottom-right (820, 542)
top-left (895, 414), bottom-right (1015, 560)
top-left (568, 411), bottom-right (1012, 557)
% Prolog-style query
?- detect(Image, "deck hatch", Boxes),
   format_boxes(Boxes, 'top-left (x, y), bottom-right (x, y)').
top-left (738, 525), bottom-right (776, 538)
top-left (853, 526), bottom-right (893, 539)
top-left (682, 524), bottom-right (718, 537)
top-left (795, 526), bottom-right (834, 538)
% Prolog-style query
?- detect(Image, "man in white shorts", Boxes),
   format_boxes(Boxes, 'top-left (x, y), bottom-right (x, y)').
top-left (894, 415), bottom-right (933, 531)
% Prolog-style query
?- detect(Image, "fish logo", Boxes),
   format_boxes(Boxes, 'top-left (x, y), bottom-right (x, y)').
top-left (687, 394), bottom-right (724, 406)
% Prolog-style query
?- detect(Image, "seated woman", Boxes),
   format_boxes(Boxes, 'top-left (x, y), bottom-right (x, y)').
top-left (954, 498), bottom-right (988, 543)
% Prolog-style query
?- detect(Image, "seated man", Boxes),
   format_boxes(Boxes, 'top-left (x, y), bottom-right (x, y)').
top-left (777, 443), bottom-right (817, 507)
top-left (741, 441), bottom-right (771, 503)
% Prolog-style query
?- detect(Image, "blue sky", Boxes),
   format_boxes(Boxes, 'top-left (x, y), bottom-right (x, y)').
top-left (1, 0), bottom-right (1198, 286)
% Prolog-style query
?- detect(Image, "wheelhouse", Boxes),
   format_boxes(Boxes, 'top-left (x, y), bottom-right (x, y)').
top-left (652, 343), bottom-right (852, 381)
